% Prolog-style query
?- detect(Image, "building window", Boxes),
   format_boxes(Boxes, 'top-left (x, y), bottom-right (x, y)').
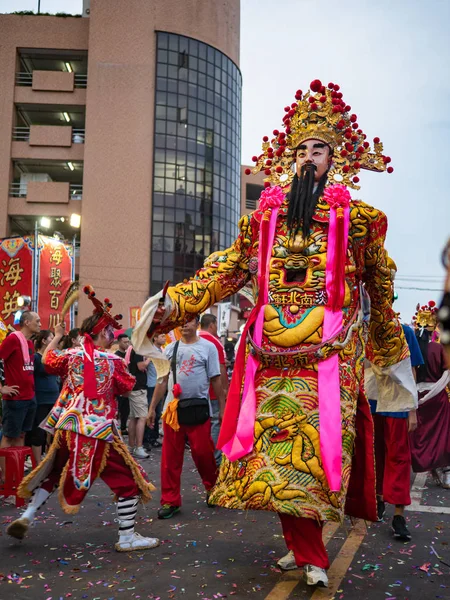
top-left (151, 32), bottom-right (242, 295)
top-left (178, 51), bottom-right (189, 69)
top-left (245, 183), bottom-right (264, 210)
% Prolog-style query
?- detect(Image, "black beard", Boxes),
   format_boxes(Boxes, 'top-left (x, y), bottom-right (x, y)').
top-left (286, 165), bottom-right (328, 239)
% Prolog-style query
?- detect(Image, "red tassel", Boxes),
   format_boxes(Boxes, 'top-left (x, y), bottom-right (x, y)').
top-left (329, 208), bottom-right (346, 312)
top-left (83, 334), bottom-right (98, 399)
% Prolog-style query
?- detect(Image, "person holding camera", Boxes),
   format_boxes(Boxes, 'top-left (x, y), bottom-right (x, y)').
top-left (147, 317), bottom-right (225, 519)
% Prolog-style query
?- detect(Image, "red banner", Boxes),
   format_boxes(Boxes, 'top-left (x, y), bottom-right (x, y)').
top-left (0, 237), bottom-right (33, 327)
top-left (37, 236), bottom-right (73, 330)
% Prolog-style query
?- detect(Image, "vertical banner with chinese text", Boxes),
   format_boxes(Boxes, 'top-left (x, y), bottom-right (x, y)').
top-left (37, 236), bottom-right (73, 330)
top-left (0, 237), bottom-right (33, 327)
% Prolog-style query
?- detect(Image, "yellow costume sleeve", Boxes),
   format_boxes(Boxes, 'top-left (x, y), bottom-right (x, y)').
top-left (163, 213), bottom-right (254, 327)
top-left (361, 207), bottom-right (409, 367)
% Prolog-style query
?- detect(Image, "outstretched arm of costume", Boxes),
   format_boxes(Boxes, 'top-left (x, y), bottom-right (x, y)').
top-left (42, 349), bottom-right (70, 379)
top-left (42, 323), bottom-right (69, 377)
top-left (362, 209), bottom-right (417, 411)
top-left (362, 210), bottom-right (409, 367)
top-left (162, 213), bottom-right (253, 328)
top-left (132, 214), bottom-right (253, 350)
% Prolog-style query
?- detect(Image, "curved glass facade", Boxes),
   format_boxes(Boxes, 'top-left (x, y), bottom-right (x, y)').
top-left (151, 32), bottom-right (242, 294)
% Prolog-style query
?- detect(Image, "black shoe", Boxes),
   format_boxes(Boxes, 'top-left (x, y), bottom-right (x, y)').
top-left (392, 515), bottom-right (411, 540)
top-left (143, 444), bottom-right (153, 453)
top-left (158, 504), bottom-right (180, 519)
top-left (150, 440), bottom-right (162, 448)
top-left (377, 499), bottom-right (386, 521)
top-left (121, 429), bottom-right (128, 436)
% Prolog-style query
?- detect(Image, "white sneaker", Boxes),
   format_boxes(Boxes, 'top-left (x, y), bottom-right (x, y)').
top-left (277, 550), bottom-right (297, 570)
top-left (115, 532), bottom-right (160, 552)
top-left (303, 564), bottom-right (328, 587)
top-left (133, 446), bottom-right (149, 459)
top-left (441, 469), bottom-right (450, 489)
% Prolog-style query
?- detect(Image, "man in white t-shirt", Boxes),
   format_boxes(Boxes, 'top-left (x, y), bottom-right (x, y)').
top-left (199, 314), bottom-right (228, 466)
top-left (147, 318), bottom-right (225, 519)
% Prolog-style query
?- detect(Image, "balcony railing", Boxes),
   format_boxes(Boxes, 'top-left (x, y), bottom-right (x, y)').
top-left (9, 182), bottom-right (83, 199)
top-left (15, 72), bottom-right (88, 88)
top-left (12, 127), bottom-right (30, 141)
top-left (12, 127), bottom-right (85, 143)
top-left (69, 184), bottom-right (83, 199)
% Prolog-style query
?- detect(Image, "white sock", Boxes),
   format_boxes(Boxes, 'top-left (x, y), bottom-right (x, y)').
top-left (117, 496), bottom-right (138, 539)
top-left (21, 488), bottom-right (51, 521)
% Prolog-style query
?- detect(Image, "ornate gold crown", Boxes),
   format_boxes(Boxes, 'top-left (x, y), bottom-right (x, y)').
top-left (245, 79), bottom-right (393, 191)
top-left (412, 301), bottom-right (438, 330)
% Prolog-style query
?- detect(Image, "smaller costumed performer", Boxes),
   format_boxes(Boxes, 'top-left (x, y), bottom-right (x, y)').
top-left (7, 286), bottom-right (159, 552)
top-left (410, 301), bottom-right (450, 488)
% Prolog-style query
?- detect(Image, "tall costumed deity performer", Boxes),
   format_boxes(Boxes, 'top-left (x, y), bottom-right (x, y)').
top-left (7, 286), bottom-right (159, 552)
top-left (132, 79), bottom-right (417, 587)
top-left (410, 301), bottom-right (450, 488)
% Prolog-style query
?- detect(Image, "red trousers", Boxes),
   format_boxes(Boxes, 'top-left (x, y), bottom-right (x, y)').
top-left (279, 514), bottom-right (330, 570)
top-left (161, 419), bottom-right (217, 506)
top-left (373, 414), bottom-right (411, 506)
top-left (41, 435), bottom-right (139, 507)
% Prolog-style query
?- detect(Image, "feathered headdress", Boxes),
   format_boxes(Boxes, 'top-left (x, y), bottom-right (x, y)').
top-left (81, 285), bottom-right (123, 400)
top-left (83, 285), bottom-right (123, 334)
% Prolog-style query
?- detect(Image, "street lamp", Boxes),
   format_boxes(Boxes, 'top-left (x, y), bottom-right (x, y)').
top-left (17, 295), bottom-right (31, 309)
top-left (14, 295), bottom-right (32, 325)
top-left (70, 213), bottom-right (81, 228)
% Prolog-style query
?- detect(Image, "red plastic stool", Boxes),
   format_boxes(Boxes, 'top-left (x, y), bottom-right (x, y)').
top-left (0, 446), bottom-right (37, 507)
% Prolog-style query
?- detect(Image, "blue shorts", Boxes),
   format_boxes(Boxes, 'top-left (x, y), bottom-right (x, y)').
top-left (2, 398), bottom-right (37, 439)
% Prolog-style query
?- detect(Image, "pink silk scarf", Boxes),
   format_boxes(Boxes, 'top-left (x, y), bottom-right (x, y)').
top-left (318, 188), bottom-right (351, 492)
top-left (221, 207), bottom-right (280, 461)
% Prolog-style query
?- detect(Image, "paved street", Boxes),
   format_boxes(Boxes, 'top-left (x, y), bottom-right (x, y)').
top-left (0, 447), bottom-right (449, 600)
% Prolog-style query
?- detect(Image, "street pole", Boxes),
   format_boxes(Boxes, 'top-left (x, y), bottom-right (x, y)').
top-left (37, 0), bottom-right (41, 14)
top-left (33, 221), bottom-right (39, 312)
top-left (71, 234), bottom-right (76, 327)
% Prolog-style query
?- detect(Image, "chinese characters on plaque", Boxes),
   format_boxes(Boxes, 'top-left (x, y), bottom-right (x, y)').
top-left (0, 236), bottom-right (73, 328)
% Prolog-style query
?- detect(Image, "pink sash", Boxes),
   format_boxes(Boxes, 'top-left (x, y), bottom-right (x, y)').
top-left (221, 207), bottom-right (279, 460)
top-left (318, 185), bottom-right (351, 492)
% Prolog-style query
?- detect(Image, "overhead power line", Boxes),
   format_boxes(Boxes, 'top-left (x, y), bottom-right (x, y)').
top-left (395, 285), bottom-right (443, 291)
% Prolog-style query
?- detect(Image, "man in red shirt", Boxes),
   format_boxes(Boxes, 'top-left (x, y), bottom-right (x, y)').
top-left (0, 311), bottom-right (41, 474)
top-left (199, 314), bottom-right (228, 466)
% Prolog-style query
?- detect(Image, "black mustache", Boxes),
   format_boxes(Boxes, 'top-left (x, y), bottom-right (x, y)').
top-left (301, 162), bottom-right (317, 173)
top-left (287, 166), bottom-right (327, 239)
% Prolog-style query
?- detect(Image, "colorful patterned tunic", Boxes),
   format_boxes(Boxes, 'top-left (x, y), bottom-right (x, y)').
top-left (43, 348), bottom-right (135, 442)
top-left (160, 196), bottom-right (409, 523)
top-left (18, 348), bottom-right (155, 513)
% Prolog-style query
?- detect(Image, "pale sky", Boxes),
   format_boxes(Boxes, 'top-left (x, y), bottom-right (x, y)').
top-left (1, 0), bottom-right (449, 320)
